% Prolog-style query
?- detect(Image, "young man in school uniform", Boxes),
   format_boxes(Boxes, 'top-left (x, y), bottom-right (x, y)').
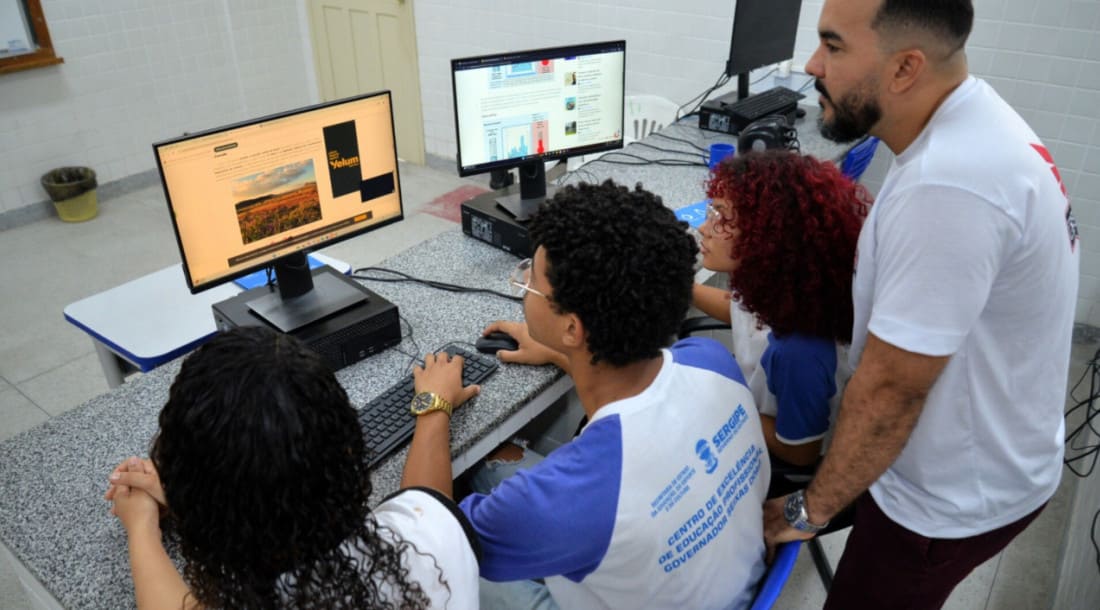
top-left (422, 180), bottom-right (769, 609)
top-left (763, 1), bottom-right (1079, 608)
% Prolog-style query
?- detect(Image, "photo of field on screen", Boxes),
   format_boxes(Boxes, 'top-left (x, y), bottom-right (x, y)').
top-left (154, 91), bottom-right (402, 293)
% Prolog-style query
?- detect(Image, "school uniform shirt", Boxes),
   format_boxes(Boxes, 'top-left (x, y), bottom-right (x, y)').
top-left (749, 331), bottom-right (838, 446)
top-left (371, 488), bottom-right (481, 608)
top-left (460, 337), bottom-right (769, 609)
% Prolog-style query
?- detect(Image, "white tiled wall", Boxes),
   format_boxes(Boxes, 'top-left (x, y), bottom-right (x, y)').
top-left (1, 0), bottom-right (1098, 323)
top-left (413, 0), bottom-right (1100, 323)
top-left (0, 0), bottom-right (315, 216)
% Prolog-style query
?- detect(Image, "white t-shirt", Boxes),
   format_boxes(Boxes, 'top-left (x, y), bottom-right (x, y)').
top-left (370, 488), bottom-right (481, 608)
top-left (461, 338), bottom-right (769, 609)
top-left (850, 76), bottom-right (1079, 538)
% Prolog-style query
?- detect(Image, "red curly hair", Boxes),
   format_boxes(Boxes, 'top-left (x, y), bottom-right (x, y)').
top-left (706, 150), bottom-right (872, 343)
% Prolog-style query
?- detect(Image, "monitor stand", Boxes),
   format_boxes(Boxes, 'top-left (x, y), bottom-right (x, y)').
top-left (496, 159), bottom-right (557, 222)
top-left (246, 253), bottom-right (367, 333)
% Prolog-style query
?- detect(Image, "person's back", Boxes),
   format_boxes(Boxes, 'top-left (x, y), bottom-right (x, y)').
top-left (693, 150), bottom-right (867, 471)
top-left (105, 326), bottom-right (479, 609)
top-left (464, 180), bottom-right (768, 609)
top-left (464, 337), bottom-right (768, 608)
top-left (853, 75), bottom-right (1079, 534)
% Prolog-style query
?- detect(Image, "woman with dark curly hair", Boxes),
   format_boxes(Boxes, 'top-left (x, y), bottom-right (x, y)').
top-left (693, 150), bottom-right (870, 472)
top-left (104, 326), bottom-right (481, 609)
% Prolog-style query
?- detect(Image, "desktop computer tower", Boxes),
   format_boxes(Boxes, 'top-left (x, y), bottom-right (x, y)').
top-left (460, 192), bottom-right (533, 258)
top-left (212, 267), bottom-right (402, 371)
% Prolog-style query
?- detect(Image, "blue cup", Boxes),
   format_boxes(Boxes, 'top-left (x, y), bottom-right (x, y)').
top-left (709, 143), bottom-right (735, 169)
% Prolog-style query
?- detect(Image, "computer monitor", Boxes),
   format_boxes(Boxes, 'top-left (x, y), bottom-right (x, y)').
top-left (451, 40), bottom-right (625, 220)
top-left (726, 0), bottom-right (802, 100)
top-left (154, 90), bottom-right (403, 332)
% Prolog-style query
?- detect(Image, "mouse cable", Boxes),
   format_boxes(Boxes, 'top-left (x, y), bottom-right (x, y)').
top-left (352, 267), bottom-right (522, 303)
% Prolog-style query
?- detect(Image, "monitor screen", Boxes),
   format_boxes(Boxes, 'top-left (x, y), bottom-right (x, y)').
top-left (726, 0), bottom-right (802, 77)
top-left (451, 40), bottom-right (625, 178)
top-left (154, 91), bottom-right (403, 294)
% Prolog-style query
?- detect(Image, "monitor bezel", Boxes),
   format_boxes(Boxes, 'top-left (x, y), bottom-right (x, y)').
top-left (725, 0), bottom-right (802, 78)
top-left (450, 40), bottom-right (626, 178)
top-left (153, 90), bottom-right (404, 295)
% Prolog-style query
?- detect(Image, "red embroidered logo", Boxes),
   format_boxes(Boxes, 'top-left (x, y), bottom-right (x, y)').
top-left (1031, 144), bottom-right (1077, 251)
top-left (1031, 144), bottom-right (1067, 197)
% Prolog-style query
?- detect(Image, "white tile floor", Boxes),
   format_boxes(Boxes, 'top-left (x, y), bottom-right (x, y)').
top-left (0, 158), bottom-right (1088, 608)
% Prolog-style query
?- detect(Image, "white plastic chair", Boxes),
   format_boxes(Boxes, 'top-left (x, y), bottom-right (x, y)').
top-left (568, 94), bottom-right (679, 171)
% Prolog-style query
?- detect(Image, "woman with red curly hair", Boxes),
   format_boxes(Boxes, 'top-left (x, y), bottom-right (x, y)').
top-left (694, 149), bottom-right (870, 473)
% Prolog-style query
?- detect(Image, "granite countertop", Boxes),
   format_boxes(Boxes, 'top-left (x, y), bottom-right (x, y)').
top-left (0, 117), bottom-right (848, 609)
top-left (0, 231), bottom-right (561, 609)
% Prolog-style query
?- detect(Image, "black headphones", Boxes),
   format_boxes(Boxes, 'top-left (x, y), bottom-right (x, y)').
top-left (737, 115), bottom-right (800, 154)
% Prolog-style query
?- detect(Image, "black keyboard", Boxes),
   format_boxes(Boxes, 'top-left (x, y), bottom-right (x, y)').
top-left (723, 86), bottom-right (805, 130)
top-left (359, 344), bottom-right (498, 468)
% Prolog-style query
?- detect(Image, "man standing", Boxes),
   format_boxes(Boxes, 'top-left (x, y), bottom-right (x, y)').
top-left (763, 1), bottom-right (1080, 608)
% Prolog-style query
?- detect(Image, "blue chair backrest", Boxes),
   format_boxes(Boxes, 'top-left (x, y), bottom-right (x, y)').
top-left (749, 540), bottom-right (802, 610)
top-left (841, 136), bottom-right (879, 181)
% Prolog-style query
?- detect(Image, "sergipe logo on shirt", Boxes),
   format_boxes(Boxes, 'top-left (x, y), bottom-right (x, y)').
top-left (695, 439), bottom-right (718, 474)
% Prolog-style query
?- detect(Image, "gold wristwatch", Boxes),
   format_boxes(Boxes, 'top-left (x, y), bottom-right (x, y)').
top-left (410, 392), bottom-right (453, 417)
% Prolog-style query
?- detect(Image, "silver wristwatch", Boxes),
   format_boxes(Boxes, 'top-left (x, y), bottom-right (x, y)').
top-left (783, 489), bottom-right (829, 534)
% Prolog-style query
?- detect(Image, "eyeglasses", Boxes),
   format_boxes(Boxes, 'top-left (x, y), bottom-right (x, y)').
top-left (509, 258), bottom-right (549, 299)
top-left (704, 202), bottom-right (734, 236)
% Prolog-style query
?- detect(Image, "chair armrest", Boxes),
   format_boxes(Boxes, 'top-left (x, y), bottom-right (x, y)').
top-left (678, 315), bottom-right (733, 339)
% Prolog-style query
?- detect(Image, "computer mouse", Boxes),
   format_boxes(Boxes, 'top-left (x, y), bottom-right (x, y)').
top-left (476, 331), bottom-right (520, 355)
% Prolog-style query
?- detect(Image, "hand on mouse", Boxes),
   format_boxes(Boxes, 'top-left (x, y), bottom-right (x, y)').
top-left (483, 321), bottom-right (569, 370)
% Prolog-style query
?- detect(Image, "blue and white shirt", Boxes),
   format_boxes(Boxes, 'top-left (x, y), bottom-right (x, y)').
top-left (750, 332), bottom-right (839, 446)
top-left (459, 338), bottom-right (769, 609)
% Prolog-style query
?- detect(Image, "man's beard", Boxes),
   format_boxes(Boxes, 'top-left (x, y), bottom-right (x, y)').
top-left (816, 78), bottom-right (882, 143)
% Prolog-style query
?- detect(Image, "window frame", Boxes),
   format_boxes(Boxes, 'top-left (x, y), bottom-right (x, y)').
top-left (0, 0), bottom-right (63, 75)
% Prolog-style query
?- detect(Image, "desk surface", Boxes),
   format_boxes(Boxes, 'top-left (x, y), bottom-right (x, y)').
top-left (62, 253), bottom-right (351, 373)
top-left (0, 118), bottom-right (849, 609)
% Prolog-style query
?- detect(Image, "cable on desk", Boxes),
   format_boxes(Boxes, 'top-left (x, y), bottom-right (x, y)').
top-left (352, 267), bottom-right (522, 304)
top-left (391, 314), bottom-right (423, 374)
top-left (677, 69), bottom-right (730, 120)
top-left (648, 132), bottom-right (709, 153)
top-left (630, 140), bottom-right (707, 160)
top-left (586, 151), bottom-right (706, 167)
top-left (751, 68), bottom-right (777, 86)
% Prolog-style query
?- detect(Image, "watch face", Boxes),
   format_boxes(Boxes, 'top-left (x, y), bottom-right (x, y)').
top-left (783, 492), bottom-right (803, 523)
top-left (410, 393), bottom-right (433, 414)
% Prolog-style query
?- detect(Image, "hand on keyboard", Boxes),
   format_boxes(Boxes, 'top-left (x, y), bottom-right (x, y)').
top-left (413, 350), bottom-right (482, 409)
top-left (359, 344), bottom-right (499, 467)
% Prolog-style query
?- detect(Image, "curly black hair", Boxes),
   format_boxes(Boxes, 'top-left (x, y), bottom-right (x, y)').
top-left (527, 180), bottom-right (698, 366)
top-left (151, 327), bottom-right (434, 608)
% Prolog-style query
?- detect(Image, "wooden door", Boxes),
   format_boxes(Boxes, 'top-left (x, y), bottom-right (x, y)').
top-left (309, 0), bottom-right (425, 164)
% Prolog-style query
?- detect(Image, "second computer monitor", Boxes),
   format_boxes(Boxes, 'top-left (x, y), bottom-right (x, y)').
top-left (727, 0), bottom-right (803, 99)
top-left (451, 40), bottom-right (625, 219)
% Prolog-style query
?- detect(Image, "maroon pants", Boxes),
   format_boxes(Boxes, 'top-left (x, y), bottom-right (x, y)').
top-left (823, 492), bottom-right (1045, 610)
